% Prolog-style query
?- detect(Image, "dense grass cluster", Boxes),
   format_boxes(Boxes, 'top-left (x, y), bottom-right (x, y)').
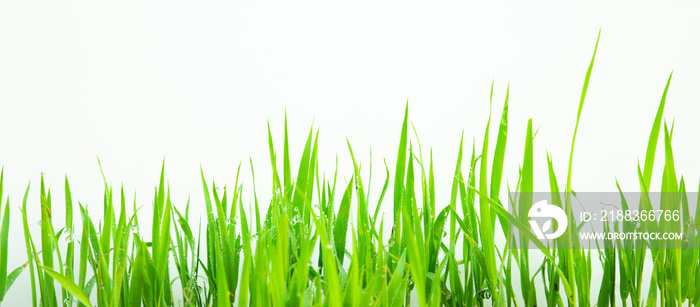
top-left (0, 31), bottom-right (699, 307)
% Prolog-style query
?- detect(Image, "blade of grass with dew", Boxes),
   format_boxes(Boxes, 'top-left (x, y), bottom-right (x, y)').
top-left (694, 178), bottom-right (700, 306)
top-left (80, 199), bottom-right (112, 306)
top-left (310, 204), bottom-right (342, 306)
top-left (391, 103), bottom-right (409, 271)
top-left (678, 178), bottom-right (697, 303)
top-left (387, 251), bottom-right (408, 307)
top-left (289, 214), bottom-right (317, 306)
top-left (595, 220), bottom-right (616, 307)
top-left (266, 120), bottom-right (283, 196)
top-left (518, 118), bottom-right (537, 306)
top-left (633, 71), bottom-right (673, 306)
top-left (0, 169), bottom-right (10, 303)
top-left (3, 264), bottom-right (25, 300)
top-left (38, 265), bottom-right (91, 307)
top-left (129, 240), bottom-right (151, 306)
top-left (491, 84), bottom-right (510, 235)
top-left (333, 177), bottom-right (353, 265)
top-left (373, 161), bottom-right (390, 223)
top-left (401, 201), bottom-right (426, 307)
top-left (477, 86), bottom-right (503, 304)
top-left (347, 140), bottom-right (373, 275)
top-left (660, 123), bottom-right (681, 303)
top-left (343, 227), bottom-right (360, 307)
top-left (292, 126), bottom-right (314, 233)
top-left (562, 28), bottom-right (601, 307)
top-left (20, 181), bottom-right (41, 307)
top-left (238, 198), bottom-right (253, 307)
top-left (614, 180), bottom-right (637, 306)
top-left (39, 175), bottom-right (58, 307)
top-left (63, 176), bottom-right (75, 307)
top-left (448, 131), bottom-right (464, 304)
top-left (284, 112), bottom-right (292, 202)
top-left (462, 139), bottom-right (481, 303)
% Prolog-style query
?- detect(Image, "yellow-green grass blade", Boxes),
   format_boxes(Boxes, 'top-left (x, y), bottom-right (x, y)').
top-left (266, 120), bottom-right (283, 194)
top-left (238, 199), bottom-right (253, 307)
top-left (201, 167), bottom-right (238, 302)
top-left (291, 126), bottom-right (314, 229)
top-left (346, 140), bottom-right (373, 273)
top-left (343, 227), bottom-right (360, 307)
top-left (642, 72), bottom-right (673, 189)
top-left (306, 130), bottom-right (320, 224)
top-left (410, 124), bottom-right (432, 250)
top-left (284, 111), bottom-right (292, 201)
top-left (518, 119), bottom-right (537, 306)
top-left (333, 177), bottom-right (353, 265)
top-left (428, 206), bottom-right (450, 277)
top-left (38, 265), bottom-right (91, 307)
top-left (660, 123), bottom-right (681, 303)
top-left (566, 28), bottom-right (601, 193)
top-left (614, 180), bottom-right (639, 306)
top-left (449, 132), bottom-right (464, 253)
top-left (63, 176), bottom-right (75, 307)
top-left (80, 202), bottom-right (112, 306)
top-left (446, 233), bottom-right (464, 305)
top-left (429, 150), bottom-right (436, 232)
top-left (631, 73), bottom-right (673, 305)
top-left (270, 193), bottom-right (288, 306)
top-left (560, 28), bottom-right (601, 307)
top-left (490, 84), bottom-right (509, 199)
top-left (20, 181), bottom-right (38, 307)
top-left (477, 86), bottom-right (501, 302)
top-left (310, 207), bottom-right (342, 306)
top-left (129, 241), bottom-right (152, 306)
top-left (289, 221), bottom-right (317, 305)
top-left (386, 251), bottom-right (407, 304)
top-left (3, 264), bottom-right (24, 299)
top-left (153, 160), bottom-right (166, 256)
top-left (100, 185), bottom-right (114, 273)
top-left (0, 168), bottom-right (7, 302)
top-left (678, 179), bottom-right (697, 302)
top-left (39, 176), bottom-right (58, 307)
top-left (595, 221), bottom-right (616, 307)
top-left (76, 205), bottom-right (90, 307)
top-left (694, 178), bottom-right (700, 306)
top-left (491, 84), bottom-right (510, 235)
top-left (249, 157), bottom-right (263, 234)
top-left (394, 102), bottom-right (409, 218)
top-left (401, 203), bottom-right (426, 307)
top-left (372, 161), bottom-right (391, 222)
top-left (213, 219), bottom-right (230, 307)
top-left (389, 103), bottom-right (410, 272)
top-left (155, 192), bottom-right (173, 303)
top-left (0, 194), bottom-right (9, 302)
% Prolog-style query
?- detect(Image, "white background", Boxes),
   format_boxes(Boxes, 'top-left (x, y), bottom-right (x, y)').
top-left (1, 1), bottom-right (699, 305)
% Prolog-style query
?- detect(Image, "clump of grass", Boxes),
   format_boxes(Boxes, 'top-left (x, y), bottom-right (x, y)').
top-left (1, 31), bottom-right (698, 307)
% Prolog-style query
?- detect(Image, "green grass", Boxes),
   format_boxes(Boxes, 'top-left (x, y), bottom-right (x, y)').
top-left (0, 32), bottom-right (699, 307)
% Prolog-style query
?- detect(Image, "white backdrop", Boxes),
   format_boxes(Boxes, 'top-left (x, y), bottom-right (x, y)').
top-left (1, 1), bottom-right (699, 305)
